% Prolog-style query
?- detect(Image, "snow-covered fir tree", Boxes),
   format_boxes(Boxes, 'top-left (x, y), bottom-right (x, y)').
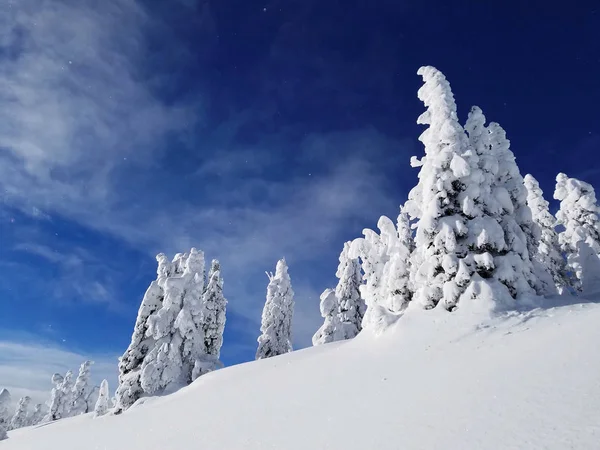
top-left (349, 222), bottom-right (390, 327)
top-left (114, 253), bottom-right (167, 412)
top-left (405, 66), bottom-right (493, 311)
top-left (94, 379), bottom-right (110, 417)
top-left (116, 248), bottom-right (223, 412)
top-left (70, 360), bottom-right (95, 415)
top-left (349, 214), bottom-right (414, 332)
top-left (0, 389), bottom-right (11, 439)
top-left (554, 173), bottom-right (600, 292)
top-left (334, 241), bottom-right (365, 339)
top-left (193, 260), bottom-right (227, 379)
top-left (10, 396), bottom-right (31, 430)
top-left (312, 288), bottom-right (345, 345)
top-left (524, 174), bottom-right (567, 294)
top-left (487, 121), bottom-right (539, 297)
top-left (44, 373), bottom-right (64, 422)
top-left (256, 259), bottom-right (295, 359)
top-left (44, 371), bottom-right (75, 422)
top-left (28, 404), bottom-right (45, 426)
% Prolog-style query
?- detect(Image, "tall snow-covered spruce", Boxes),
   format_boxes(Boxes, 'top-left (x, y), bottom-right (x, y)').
top-left (10, 397), bottom-right (31, 430)
top-left (334, 242), bottom-right (365, 339)
top-left (115, 248), bottom-right (226, 413)
top-left (70, 360), bottom-right (96, 416)
top-left (524, 174), bottom-right (567, 294)
top-left (404, 66), bottom-right (537, 313)
top-left (256, 259), bottom-right (295, 359)
top-left (554, 173), bottom-right (600, 292)
top-left (94, 380), bottom-right (110, 417)
top-left (193, 260), bottom-right (227, 380)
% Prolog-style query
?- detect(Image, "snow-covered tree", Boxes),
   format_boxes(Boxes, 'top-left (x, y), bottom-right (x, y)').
top-left (349, 214), bottom-right (414, 331)
top-left (487, 121), bottom-right (538, 297)
top-left (10, 396), bottom-right (31, 430)
top-left (524, 174), bottom-right (567, 294)
top-left (554, 173), bottom-right (600, 292)
top-left (116, 249), bottom-right (211, 412)
top-left (192, 260), bottom-right (227, 379)
top-left (44, 373), bottom-right (64, 422)
top-left (256, 259), bottom-right (295, 359)
top-left (334, 242), bottom-right (365, 339)
top-left (349, 224), bottom-right (389, 324)
top-left (94, 379), bottom-right (110, 417)
top-left (312, 289), bottom-right (345, 345)
top-left (115, 253), bottom-right (167, 413)
top-left (28, 404), bottom-right (45, 426)
top-left (70, 360), bottom-right (95, 415)
top-left (0, 388), bottom-right (11, 439)
top-left (405, 66), bottom-right (493, 311)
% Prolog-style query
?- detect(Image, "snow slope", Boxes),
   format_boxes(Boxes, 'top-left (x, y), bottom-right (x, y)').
top-left (6, 300), bottom-right (600, 449)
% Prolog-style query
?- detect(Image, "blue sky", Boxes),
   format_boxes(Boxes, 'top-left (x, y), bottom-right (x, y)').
top-left (0, 0), bottom-right (598, 401)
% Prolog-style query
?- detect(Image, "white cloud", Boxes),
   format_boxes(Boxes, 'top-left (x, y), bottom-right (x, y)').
top-left (0, 336), bottom-right (118, 407)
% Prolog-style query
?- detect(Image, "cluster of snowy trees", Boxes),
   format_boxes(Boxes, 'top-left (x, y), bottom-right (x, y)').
top-left (5, 66), bottom-right (599, 436)
top-left (314, 65), bottom-right (600, 341)
top-left (114, 249), bottom-right (228, 413)
top-left (0, 362), bottom-right (111, 440)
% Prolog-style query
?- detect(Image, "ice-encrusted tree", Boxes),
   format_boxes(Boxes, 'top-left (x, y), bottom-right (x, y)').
top-left (0, 388), bottom-right (11, 439)
top-left (44, 371), bottom-right (74, 422)
top-left (405, 66), bottom-right (496, 311)
top-left (193, 260), bottom-right (227, 379)
top-left (312, 289), bottom-right (345, 345)
top-left (10, 396), bottom-right (31, 430)
top-left (554, 173), bottom-right (600, 292)
top-left (349, 214), bottom-right (414, 332)
top-left (94, 380), bottom-right (110, 417)
top-left (70, 360), bottom-right (95, 415)
top-left (524, 174), bottom-right (567, 294)
top-left (28, 404), bottom-right (45, 426)
top-left (487, 121), bottom-right (538, 297)
top-left (256, 259), bottom-right (295, 359)
top-left (115, 249), bottom-right (214, 412)
top-left (334, 242), bottom-right (365, 339)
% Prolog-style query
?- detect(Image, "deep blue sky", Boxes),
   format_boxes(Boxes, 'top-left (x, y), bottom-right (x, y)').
top-left (0, 0), bottom-right (598, 398)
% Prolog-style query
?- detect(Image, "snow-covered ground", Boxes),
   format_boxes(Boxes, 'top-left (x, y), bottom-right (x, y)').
top-left (6, 300), bottom-right (600, 449)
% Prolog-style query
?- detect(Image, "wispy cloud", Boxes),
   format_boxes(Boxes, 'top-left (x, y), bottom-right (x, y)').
top-left (0, 334), bottom-right (118, 406)
top-left (0, 0), bottom-right (411, 349)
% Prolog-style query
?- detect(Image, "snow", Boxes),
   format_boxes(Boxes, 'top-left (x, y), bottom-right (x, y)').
top-left (5, 300), bottom-right (600, 449)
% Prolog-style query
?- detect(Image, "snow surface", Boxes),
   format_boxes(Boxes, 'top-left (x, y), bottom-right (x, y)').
top-left (6, 300), bottom-right (600, 449)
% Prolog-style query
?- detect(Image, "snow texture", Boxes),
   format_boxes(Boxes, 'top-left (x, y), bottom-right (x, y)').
top-left (554, 173), bottom-right (600, 292)
top-left (5, 302), bottom-right (600, 450)
top-left (94, 380), bottom-right (110, 418)
top-left (524, 174), bottom-right (567, 294)
top-left (312, 288), bottom-right (346, 345)
top-left (256, 259), bottom-right (294, 359)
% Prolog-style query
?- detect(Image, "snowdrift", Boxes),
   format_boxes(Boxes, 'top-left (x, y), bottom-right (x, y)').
top-left (6, 301), bottom-right (600, 449)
